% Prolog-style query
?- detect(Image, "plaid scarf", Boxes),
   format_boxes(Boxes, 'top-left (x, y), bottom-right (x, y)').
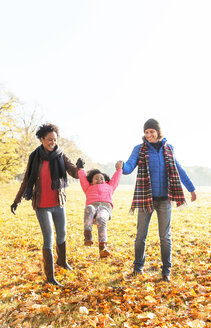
top-left (130, 141), bottom-right (186, 213)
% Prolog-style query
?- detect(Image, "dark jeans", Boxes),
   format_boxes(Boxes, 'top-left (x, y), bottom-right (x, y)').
top-left (36, 206), bottom-right (66, 249)
top-left (134, 200), bottom-right (172, 275)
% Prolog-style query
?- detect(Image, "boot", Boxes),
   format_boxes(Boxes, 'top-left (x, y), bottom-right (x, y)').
top-left (42, 248), bottom-right (63, 287)
top-left (56, 241), bottom-right (73, 270)
top-left (84, 230), bottom-right (93, 246)
top-left (99, 242), bottom-right (110, 258)
top-left (126, 269), bottom-right (143, 278)
top-left (162, 274), bottom-right (171, 282)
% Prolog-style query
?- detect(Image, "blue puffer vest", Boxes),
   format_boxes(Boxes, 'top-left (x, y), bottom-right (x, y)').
top-left (123, 138), bottom-right (195, 196)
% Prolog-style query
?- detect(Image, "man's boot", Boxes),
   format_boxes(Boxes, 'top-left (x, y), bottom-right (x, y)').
top-left (42, 248), bottom-right (63, 287)
top-left (56, 241), bottom-right (73, 270)
top-left (99, 242), bottom-right (110, 258)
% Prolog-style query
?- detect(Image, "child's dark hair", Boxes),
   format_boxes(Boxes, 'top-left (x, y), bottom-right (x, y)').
top-left (36, 123), bottom-right (59, 140)
top-left (86, 169), bottom-right (110, 184)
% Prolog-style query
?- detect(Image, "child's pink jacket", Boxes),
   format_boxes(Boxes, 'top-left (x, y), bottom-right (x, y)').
top-left (78, 169), bottom-right (122, 207)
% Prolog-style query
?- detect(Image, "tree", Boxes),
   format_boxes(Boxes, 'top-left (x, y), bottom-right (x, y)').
top-left (16, 108), bottom-right (41, 165)
top-left (0, 92), bottom-right (21, 181)
top-left (0, 85), bottom-right (46, 181)
top-left (59, 137), bottom-right (95, 182)
top-left (0, 85), bottom-right (96, 182)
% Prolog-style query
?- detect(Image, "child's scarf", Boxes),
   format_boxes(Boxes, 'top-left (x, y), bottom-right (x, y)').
top-left (130, 141), bottom-right (186, 213)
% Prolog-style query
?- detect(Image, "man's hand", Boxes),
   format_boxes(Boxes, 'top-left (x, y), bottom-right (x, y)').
top-left (191, 191), bottom-right (197, 202)
top-left (115, 160), bottom-right (123, 170)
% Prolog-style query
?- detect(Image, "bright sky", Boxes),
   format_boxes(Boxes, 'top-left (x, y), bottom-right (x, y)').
top-left (1, 0), bottom-right (210, 168)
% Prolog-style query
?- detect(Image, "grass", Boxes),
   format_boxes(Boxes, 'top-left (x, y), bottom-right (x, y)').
top-left (0, 182), bottom-right (210, 327)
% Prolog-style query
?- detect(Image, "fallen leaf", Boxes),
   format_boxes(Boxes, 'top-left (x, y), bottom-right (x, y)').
top-left (79, 306), bottom-right (89, 315)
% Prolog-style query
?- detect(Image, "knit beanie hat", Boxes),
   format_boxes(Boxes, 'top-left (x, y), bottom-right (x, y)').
top-left (144, 118), bottom-right (161, 132)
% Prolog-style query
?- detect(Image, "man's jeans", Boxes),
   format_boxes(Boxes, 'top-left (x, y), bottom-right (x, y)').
top-left (36, 206), bottom-right (66, 249)
top-left (134, 200), bottom-right (172, 275)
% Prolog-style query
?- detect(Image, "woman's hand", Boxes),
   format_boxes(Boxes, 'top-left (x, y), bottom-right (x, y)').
top-left (76, 158), bottom-right (85, 169)
top-left (191, 191), bottom-right (197, 202)
top-left (11, 202), bottom-right (18, 215)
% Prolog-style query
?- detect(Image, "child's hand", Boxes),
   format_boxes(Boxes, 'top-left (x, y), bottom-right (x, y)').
top-left (115, 160), bottom-right (123, 170)
top-left (76, 158), bottom-right (85, 169)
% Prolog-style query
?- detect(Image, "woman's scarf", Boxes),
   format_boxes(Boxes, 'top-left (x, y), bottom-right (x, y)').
top-left (130, 140), bottom-right (186, 213)
top-left (23, 145), bottom-right (68, 200)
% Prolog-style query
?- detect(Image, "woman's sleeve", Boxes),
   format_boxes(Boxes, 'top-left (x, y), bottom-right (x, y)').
top-left (14, 157), bottom-right (30, 204)
top-left (109, 168), bottom-right (122, 191)
top-left (122, 145), bottom-right (140, 175)
top-left (63, 154), bottom-right (79, 179)
top-left (78, 169), bottom-right (90, 193)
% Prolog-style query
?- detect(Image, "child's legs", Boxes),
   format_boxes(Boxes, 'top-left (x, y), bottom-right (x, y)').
top-left (84, 205), bottom-right (96, 232)
top-left (95, 207), bottom-right (110, 243)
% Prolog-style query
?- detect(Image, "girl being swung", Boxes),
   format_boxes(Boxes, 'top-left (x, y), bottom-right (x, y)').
top-left (76, 159), bottom-right (122, 258)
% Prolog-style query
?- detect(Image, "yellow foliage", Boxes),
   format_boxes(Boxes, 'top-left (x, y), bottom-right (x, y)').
top-left (0, 184), bottom-right (210, 327)
top-left (0, 98), bottom-right (22, 181)
top-left (0, 96), bottom-right (94, 182)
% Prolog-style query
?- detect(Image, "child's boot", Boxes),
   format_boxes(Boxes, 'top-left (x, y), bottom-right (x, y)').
top-left (99, 242), bottom-right (110, 258)
top-left (84, 230), bottom-right (93, 246)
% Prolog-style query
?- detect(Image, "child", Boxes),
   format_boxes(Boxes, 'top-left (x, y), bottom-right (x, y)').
top-left (76, 159), bottom-right (122, 258)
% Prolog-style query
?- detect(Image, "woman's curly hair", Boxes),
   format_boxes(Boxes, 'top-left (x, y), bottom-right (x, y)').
top-left (36, 123), bottom-right (59, 140)
top-left (86, 169), bottom-right (110, 184)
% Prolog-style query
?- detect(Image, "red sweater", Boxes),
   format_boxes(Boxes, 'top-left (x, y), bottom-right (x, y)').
top-left (38, 161), bottom-right (59, 208)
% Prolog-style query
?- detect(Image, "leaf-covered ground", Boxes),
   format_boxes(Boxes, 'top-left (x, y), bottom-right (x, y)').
top-left (0, 183), bottom-right (210, 328)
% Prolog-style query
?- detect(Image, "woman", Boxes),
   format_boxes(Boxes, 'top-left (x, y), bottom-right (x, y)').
top-left (11, 123), bottom-right (82, 287)
top-left (117, 118), bottom-right (196, 282)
